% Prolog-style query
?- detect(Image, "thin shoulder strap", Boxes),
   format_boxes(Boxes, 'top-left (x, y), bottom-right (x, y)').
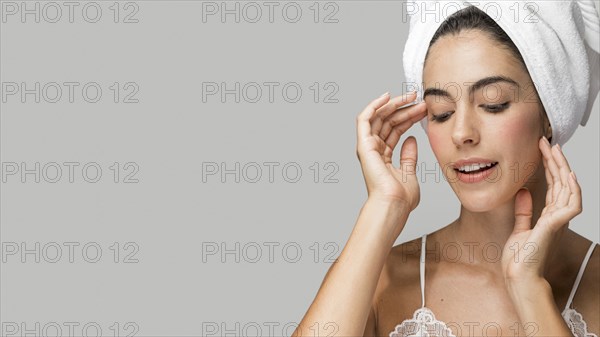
top-left (564, 242), bottom-right (597, 311)
top-left (420, 234), bottom-right (427, 308)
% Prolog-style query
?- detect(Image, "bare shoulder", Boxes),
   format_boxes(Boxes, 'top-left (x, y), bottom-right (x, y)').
top-left (371, 236), bottom-right (424, 336)
top-left (574, 241), bottom-right (600, 335)
top-left (381, 237), bottom-right (423, 289)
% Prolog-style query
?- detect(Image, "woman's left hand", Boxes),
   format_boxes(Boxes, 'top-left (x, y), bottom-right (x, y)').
top-left (501, 136), bottom-right (582, 286)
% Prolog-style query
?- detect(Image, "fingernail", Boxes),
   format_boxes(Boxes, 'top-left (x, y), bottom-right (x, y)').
top-left (542, 136), bottom-right (550, 145)
top-left (570, 171), bottom-right (577, 181)
top-left (379, 92), bottom-right (389, 98)
top-left (406, 90), bottom-right (416, 96)
top-left (557, 144), bottom-right (562, 152)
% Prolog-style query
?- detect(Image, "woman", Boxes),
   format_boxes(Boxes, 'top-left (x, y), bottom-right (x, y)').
top-left (293, 4), bottom-right (599, 337)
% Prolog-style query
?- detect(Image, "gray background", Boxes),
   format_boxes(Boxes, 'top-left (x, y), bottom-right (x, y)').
top-left (1, 1), bottom-right (598, 336)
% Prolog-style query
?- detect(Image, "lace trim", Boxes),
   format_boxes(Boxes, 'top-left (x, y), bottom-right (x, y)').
top-left (388, 307), bottom-right (596, 337)
top-left (389, 307), bottom-right (456, 337)
top-left (562, 308), bottom-right (599, 337)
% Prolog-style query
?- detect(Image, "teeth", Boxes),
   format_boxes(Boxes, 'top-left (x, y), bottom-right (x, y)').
top-left (458, 162), bottom-right (495, 172)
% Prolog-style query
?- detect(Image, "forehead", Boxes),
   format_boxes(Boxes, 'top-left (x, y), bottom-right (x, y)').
top-left (423, 30), bottom-right (528, 88)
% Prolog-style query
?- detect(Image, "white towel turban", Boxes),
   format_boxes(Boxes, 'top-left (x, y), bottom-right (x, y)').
top-left (403, 0), bottom-right (600, 146)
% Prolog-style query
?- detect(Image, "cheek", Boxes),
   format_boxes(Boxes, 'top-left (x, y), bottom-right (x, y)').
top-left (427, 127), bottom-right (444, 154)
top-left (496, 119), bottom-right (522, 146)
top-left (499, 109), bottom-right (540, 147)
top-left (427, 128), bottom-right (452, 174)
top-left (499, 111), bottom-right (542, 181)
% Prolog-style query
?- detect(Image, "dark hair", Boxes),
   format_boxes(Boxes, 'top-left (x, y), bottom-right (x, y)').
top-left (424, 6), bottom-right (551, 142)
top-left (426, 6), bottom-right (525, 68)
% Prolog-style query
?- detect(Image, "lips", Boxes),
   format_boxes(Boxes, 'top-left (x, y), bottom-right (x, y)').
top-left (454, 162), bottom-right (499, 183)
top-left (455, 162), bottom-right (498, 174)
top-left (452, 157), bottom-right (498, 170)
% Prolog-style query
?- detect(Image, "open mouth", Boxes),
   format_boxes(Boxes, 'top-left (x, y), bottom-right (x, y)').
top-left (454, 162), bottom-right (499, 174)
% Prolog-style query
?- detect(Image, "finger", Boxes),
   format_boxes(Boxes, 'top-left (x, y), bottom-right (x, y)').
top-left (379, 91), bottom-right (419, 120)
top-left (513, 188), bottom-right (533, 234)
top-left (371, 114), bottom-right (384, 139)
top-left (357, 93), bottom-right (390, 142)
top-left (381, 140), bottom-right (394, 165)
top-left (399, 136), bottom-right (418, 174)
top-left (543, 156), bottom-right (553, 207)
top-left (381, 102), bottom-right (427, 140)
top-left (384, 126), bottom-right (403, 159)
top-left (384, 112), bottom-right (424, 150)
top-left (539, 138), bottom-right (554, 207)
top-left (552, 144), bottom-right (573, 207)
top-left (544, 205), bottom-right (578, 233)
top-left (384, 118), bottom-right (419, 157)
top-left (567, 171), bottom-right (582, 215)
top-left (372, 92), bottom-right (418, 135)
top-left (539, 137), bottom-right (562, 203)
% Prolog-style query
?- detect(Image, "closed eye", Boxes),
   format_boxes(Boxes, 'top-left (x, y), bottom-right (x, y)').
top-left (429, 102), bottom-right (511, 123)
top-left (430, 111), bottom-right (452, 122)
top-left (483, 102), bottom-right (510, 112)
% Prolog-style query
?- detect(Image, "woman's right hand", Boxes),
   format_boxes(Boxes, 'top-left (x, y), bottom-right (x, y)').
top-left (356, 91), bottom-right (427, 212)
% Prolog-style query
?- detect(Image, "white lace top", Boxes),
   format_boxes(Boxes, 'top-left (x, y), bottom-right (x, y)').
top-left (389, 234), bottom-right (598, 337)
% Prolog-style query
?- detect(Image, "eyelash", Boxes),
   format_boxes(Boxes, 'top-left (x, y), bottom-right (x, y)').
top-left (429, 102), bottom-right (511, 123)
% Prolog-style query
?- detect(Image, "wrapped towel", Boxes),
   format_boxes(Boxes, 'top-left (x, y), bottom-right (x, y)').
top-left (403, 0), bottom-right (600, 146)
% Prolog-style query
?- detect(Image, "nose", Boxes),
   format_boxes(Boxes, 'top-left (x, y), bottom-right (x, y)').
top-left (451, 108), bottom-right (480, 147)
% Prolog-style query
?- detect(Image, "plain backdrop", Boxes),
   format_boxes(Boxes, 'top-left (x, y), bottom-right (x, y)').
top-left (1, 1), bottom-right (598, 335)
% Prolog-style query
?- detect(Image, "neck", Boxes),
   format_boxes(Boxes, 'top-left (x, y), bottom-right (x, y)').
top-left (446, 164), bottom-right (567, 277)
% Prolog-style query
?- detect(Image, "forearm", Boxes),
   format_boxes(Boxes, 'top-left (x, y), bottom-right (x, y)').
top-left (293, 198), bottom-right (410, 337)
top-left (508, 279), bottom-right (574, 337)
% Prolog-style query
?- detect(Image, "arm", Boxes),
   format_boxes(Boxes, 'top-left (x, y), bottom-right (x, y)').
top-left (293, 91), bottom-right (426, 337)
top-left (507, 279), bottom-right (574, 337)
top-left (502, 139), bottom-right (583, 336)
top-left (292, 197), bottom-right (410, 337)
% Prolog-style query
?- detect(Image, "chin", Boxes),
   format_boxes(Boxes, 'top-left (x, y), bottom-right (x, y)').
top-left (456, 191), bottom-right (503, 212)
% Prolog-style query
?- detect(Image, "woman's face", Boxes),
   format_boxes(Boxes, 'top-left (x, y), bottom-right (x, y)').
top-left (422, 29), bottom-right (546, 212)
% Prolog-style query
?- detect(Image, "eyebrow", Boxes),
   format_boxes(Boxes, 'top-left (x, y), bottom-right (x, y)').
top-left (423, 76), bottom-right (520, 101)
